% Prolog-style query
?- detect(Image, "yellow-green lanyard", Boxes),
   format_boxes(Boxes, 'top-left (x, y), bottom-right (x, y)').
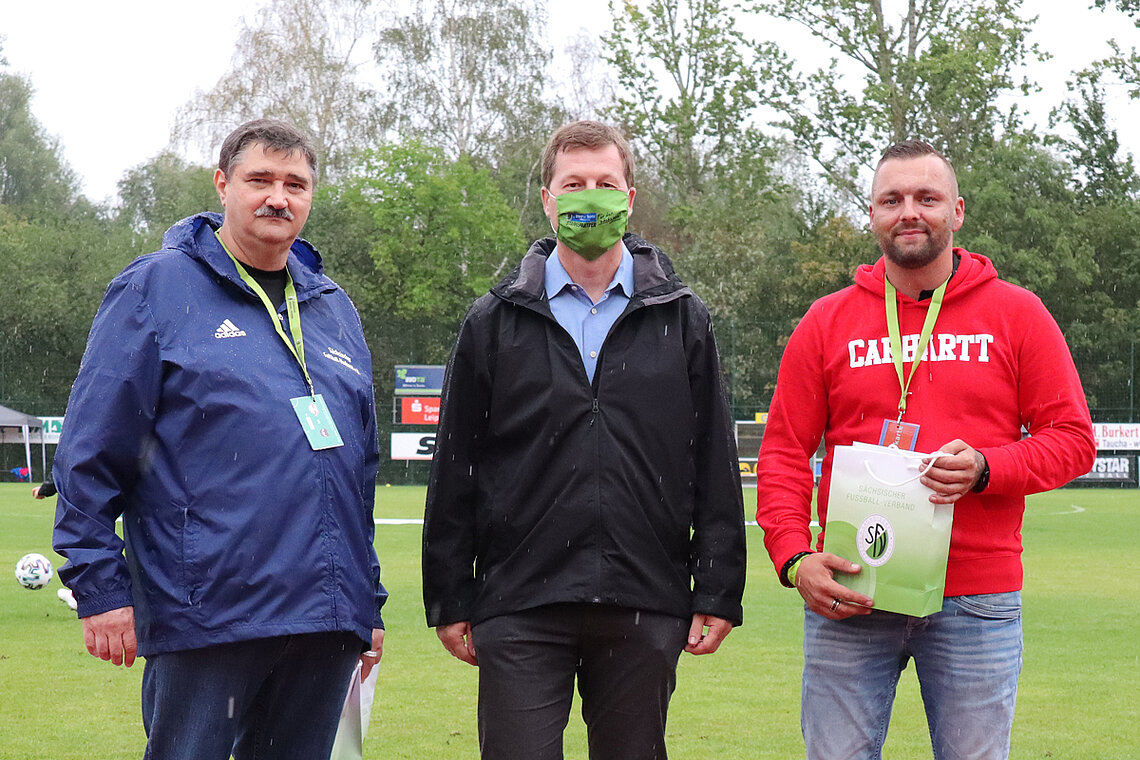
top-left (884, 277), bottom-right (948, 418)
top-left (216, 233), bottom-right (315, 398)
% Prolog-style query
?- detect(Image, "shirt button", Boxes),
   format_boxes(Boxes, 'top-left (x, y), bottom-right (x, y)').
top-left (590, 308), bottom-right (598, 314)
top-left (589, 351), bottom-right (597, 358)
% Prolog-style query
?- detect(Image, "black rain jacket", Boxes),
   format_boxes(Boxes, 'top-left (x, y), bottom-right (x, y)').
top-left (422, 234), bottom-right (746, 628)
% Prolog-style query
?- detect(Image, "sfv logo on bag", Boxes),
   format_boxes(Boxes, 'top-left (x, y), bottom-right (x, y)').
top-left (857, 514), bottom-right (895, 567)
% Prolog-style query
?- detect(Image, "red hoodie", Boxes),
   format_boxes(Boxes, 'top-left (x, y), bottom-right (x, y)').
top-left (757, 250), bottom-right (1096, 596)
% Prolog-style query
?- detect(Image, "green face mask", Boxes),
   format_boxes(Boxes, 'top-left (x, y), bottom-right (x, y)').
top-left (551, 188), bottom-right (630, 261)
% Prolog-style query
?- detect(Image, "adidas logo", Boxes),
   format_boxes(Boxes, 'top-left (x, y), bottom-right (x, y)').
top-left (214, 319), bottom-right (247, 339)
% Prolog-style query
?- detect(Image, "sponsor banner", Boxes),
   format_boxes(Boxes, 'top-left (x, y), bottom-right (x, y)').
top-left (396, 397), bottom-right (441, 425)
top-left (0, 416), bottom-right (64, 444)
top-left (391, 432), bottom-right (436, 460)
top-left (1092, 423), bottom-right (1140, 450)
top-left (1072, 455), bottom-right (1136, 485)
top-left (739, 459), bottom-right (757, 479)
top-left (394, 365), bottom-right (445, 396)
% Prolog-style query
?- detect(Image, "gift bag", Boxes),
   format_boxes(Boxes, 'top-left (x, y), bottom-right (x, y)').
top-left (330, 659), bottom-right (379, 760)
top-left (821, 442), bottom-right (954, 617)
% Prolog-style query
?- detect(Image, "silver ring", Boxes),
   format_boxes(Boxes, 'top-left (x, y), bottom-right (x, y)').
top-left (830, 598), bottom-right (842, 612)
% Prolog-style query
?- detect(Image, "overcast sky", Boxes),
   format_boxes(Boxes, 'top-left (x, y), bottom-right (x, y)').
top-left (3, 0), bottom-right (1139, 203)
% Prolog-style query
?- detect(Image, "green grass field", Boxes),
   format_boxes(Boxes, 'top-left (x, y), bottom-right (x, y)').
top-left (1, 484), bottom-right (1137, 759)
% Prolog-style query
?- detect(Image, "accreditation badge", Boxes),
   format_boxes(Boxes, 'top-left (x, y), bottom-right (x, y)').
top-left (291, 394), bottom-right (345, 450)
top-left (879, 419), bottom-right (920, 451)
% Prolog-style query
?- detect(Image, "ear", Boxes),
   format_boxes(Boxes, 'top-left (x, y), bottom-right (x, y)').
top-left (627, 187), bottom-right (636, 216)
top-left (540, 187), bottom-right (558, 230)
top-left (214, 169), bottom-right (228, 206)
top-left (952, 196), bottom-right (965, 232)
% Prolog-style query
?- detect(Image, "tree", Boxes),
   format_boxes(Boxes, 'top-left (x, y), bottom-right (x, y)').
top-left (1050, 70), bottom-right (1139, 205)
top-left (754, 0), bottom-right (1040, 200)
top-left (374, 0), bottom-right (552, 162)
top-left (317, 141), bottom-right (522, 324)
top-left (0, 206), bottom-right (140, 413)
top-left (0, 71), bottom-right (78, 213)
top-left (116, 152), bottom-right (221, 236)
top-left (1095, 0), bottom-right (1140, 16)
top-left (605, 0), bottom-right (774, 201)
top-left (172, 0), bottom-right (379, 181)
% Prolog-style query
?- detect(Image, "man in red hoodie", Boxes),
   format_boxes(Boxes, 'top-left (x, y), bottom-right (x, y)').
top-left (756, 140), bottom-right (1096, 760)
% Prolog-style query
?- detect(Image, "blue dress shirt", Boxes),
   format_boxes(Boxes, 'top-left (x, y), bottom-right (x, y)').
top-left (544, 245), bottom-right (635, 383)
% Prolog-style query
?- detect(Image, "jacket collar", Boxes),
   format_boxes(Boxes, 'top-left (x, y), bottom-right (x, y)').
top-left (493, 233), bottom-right (692, 307)
top-left (161, 212), bottom-right (335, 301)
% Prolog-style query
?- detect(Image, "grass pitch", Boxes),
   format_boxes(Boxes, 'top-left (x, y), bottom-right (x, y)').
top-left (0, 484), bottom-right (1136, 758)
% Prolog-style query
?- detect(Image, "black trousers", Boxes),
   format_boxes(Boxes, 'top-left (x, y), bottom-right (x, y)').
top-left (472, 603), bottom-right (689, 760)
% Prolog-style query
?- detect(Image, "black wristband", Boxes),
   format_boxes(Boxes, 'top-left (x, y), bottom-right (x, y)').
top-left (779, 551), bottom-right (814, 588)
top-left (972, 455), bottom-right (990, 493)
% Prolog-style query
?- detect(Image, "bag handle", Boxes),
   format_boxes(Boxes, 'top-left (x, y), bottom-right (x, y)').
top-left (863, 449), bottom-right (948, 488)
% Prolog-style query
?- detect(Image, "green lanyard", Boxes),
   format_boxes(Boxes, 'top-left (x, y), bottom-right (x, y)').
top-left (216, 232), bottom-right (315, 398)
top-left (884, 277), bottom-right (948, 417)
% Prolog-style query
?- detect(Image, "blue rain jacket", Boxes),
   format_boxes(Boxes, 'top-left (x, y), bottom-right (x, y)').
top-left (53, 213), bottom-right (385, 656)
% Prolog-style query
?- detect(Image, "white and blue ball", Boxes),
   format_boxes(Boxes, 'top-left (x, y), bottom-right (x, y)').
top-left (15, 553), bottom-right (53, 590)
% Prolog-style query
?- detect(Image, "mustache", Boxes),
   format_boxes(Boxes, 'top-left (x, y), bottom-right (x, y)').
top-left (255, 205), bottom-right (294, 220)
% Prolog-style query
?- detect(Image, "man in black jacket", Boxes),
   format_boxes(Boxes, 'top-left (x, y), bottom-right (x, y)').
top-left (422, 120), bottom-right (746, 759)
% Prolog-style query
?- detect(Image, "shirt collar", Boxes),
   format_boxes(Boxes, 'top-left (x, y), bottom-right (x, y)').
top-left (544, 243), bottom-right (635, 300)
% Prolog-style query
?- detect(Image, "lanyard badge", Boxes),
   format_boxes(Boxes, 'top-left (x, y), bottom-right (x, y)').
top-left (217, 232), bottom-right (343, 451)
top-left (878, 277), bottom-right (948, 451)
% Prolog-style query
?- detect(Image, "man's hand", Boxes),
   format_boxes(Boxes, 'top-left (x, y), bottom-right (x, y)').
top-left (794, 553), bottom-right (874, 619)
top-left (32, 485), bottom-right (44, 499)
top-left (436, 621), bottom-right (477, 666)
top-left (685, 613), bottom-right (733, 655)
top-left (360, 627), bottom-right (384, 681)
top-left (921, 439), bottom-right (986, 504)
top-left (82, 606), bottom-right (137, 667)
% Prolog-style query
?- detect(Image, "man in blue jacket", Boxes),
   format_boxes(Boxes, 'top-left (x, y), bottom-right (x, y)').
top-left (53, 119), bottom-right (385, 760)
top-left (423, 120), bottom-right (746, 759)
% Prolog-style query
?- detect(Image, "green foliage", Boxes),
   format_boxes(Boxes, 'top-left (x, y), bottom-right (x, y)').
top-left (1095, 0), bottom-right (1140, 17)
top-left (606, 0), bottom-right (774, 200)
top-left (172, 0), bottom-right (379, 182)
top-left (0, 206), bottom-right (139, 413)
top-left (116, 152), bottom-right (221, 236)
top-left (0, 72), bottom-right (78, 214)
top-left (335, 142), bottom-right (522, 321)
top-left (375, 0), bottom-right (553, 162)
top-left (756, 0), bottom-right (1039, 199)
top-left (1050, 71), bottom-right (1140, 205)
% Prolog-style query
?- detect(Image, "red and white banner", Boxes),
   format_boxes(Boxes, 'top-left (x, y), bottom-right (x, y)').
top-left (1092, 423), bottom-right (1140, 451)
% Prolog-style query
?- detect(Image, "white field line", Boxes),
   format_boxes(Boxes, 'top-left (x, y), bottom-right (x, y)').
top-left (375, 518), bottom-right (814, 527)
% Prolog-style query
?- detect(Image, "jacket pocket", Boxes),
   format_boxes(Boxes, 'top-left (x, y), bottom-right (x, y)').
top-left (179, 506), bottom-right (201, 607)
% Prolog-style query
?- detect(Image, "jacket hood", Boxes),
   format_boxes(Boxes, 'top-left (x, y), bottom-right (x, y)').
top-left (854, 248), bottom-right (998, 301)
top-left (161, 212), bottom-right (333, 299)
top-left (491, 232), bottom-right (693, 306)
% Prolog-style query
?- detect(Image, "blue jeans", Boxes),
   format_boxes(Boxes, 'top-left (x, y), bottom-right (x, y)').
top-left (141, 631), bottom-right (363, 760)
top-left (802, 592), bottom-right (1022, 760)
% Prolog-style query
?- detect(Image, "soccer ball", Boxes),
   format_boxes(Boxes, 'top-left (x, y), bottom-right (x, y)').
top-left (15, 553), bottom-right (53, 590)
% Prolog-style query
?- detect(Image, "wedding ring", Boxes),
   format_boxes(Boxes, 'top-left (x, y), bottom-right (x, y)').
top-left (830, 598), bottom-right (842, 612)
